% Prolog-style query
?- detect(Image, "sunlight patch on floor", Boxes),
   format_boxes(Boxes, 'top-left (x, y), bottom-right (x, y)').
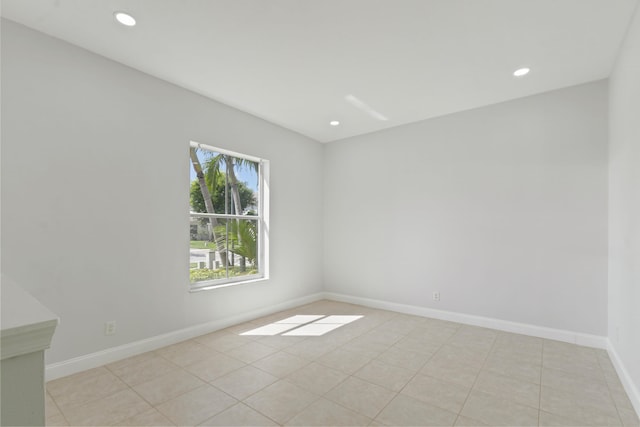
top-left (240, 315), bottom-right (363, 336)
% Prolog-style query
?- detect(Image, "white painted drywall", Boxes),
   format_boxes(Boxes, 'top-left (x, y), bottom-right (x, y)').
top-left (0, 15), bottom-right (620, 372)
top-left (608, 1), bottom-right (640, 404)
top-left (324, 81), bottom-right (609, 335)
top-left (0, 20), bottom-right (324, 365)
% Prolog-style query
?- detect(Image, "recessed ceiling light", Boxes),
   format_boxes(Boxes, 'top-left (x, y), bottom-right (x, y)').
top-left (330, 120), bottom-right (340, 126)
top-left (513, 67), bottom-right (530, 77)
top-left (114, 12), bottom-right (136, 27)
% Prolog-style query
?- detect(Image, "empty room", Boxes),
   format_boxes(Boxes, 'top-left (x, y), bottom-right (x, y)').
top-left (1, 1), bottom-right (639, 426)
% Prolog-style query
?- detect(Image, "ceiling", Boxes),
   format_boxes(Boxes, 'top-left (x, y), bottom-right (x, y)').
top-left (1, 0), bottom-right (638, 143)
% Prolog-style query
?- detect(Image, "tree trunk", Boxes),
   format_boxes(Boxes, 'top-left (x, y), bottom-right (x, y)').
top-left (225, 156), bottom-right (244, 215)
top-left (225, 156), bottom-right (245, 271)
top-left (190, 147), bottom-right (228, 268)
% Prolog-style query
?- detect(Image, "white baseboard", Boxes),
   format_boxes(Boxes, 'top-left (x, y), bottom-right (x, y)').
top-left (45, 292), bottom-right (324, 381)
top-left (322, 292), bottom-right (608, 349)
top-left (607, 339), bottom-right (640, 417)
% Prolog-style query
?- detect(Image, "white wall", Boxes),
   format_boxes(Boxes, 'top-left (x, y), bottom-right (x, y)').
top-left (0, 16), bottom-right (622, 371)
top-left (324, 81), bottom-right (609, 335)
top-left (0, 20), bottom-right (324, 365)
top-left (608, 1), bottom-right (640, 405)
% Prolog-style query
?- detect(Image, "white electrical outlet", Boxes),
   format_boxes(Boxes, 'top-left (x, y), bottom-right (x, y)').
top-left (433, 292), bottom-right (440, 301)
top-left (104, 321), bottom-right (116, 336)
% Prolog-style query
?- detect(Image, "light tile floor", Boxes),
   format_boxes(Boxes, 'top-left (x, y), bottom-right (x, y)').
top-left (46, 300), bottom-right (640, 426)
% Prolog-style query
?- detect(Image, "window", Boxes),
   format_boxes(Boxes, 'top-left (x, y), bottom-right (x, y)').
top-left (189, 141), bottom-right (268, 291)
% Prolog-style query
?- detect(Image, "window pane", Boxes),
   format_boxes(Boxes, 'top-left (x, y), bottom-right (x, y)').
top-left (224, 218), bottom-right (259, 278)
top-left (189, 149), bottom-right (259, 216)
top-left (189, 216), bottom-right (259, 284)
top-left (190, 216), bottom-right (226, 283)
top-left (189, 142), bottom-right (264, 289)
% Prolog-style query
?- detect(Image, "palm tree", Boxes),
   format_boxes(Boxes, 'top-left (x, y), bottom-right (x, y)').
top-left (202, 153), bottom-right (259, 272)
top-left (189, 147), bottom-right (228, 267)
top-left (204, 154), bottom-right (258, 215)
top-left (229, 220), bottom-right (258, 264)
top-left (215, 220), bottom-right (257, 272)
top-left (190, 176), bottom-right (255, 215)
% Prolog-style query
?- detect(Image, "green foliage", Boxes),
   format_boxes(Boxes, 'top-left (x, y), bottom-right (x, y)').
top-left (189, 268), bottom-right (225, 282)
top-left (189, 267), bottom-right (258, 283)
top-left (190, 240), bottom-right (216, 249)
top-left (214, 220), bottom-right (258, 264)
top-left (190, 174), bottom-right (255, 214)
top-left (205, 154), bottom-right (258, 188)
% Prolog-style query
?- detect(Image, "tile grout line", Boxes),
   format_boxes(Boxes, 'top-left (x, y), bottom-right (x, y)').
top-left (596, 350), bottom-right (626, 426)
top-left (357, 318), bottom-right (434, 422)
top-left (46, 390), bottom-right (72, 426)
top-left (215, 400), bottom-right (281, 427)
top-left (152, 378), bottom-right (241, 425)
top-left (289, 313), bottom-right (408, 424)
top-left (124, 363), bottom-right (242, 425)
top-left (235, 324), bottom-right (358, 426)
top-left (48, 371), bottom-right (133, 425)
top-left (323, 371), bottom-right (392, 423)
top-left (344, 323), bottom-right (405, 423)
top-left (364, 322), bottom-right (459, 424)
top-left (538, 339), bottom-right (544, 427)
top-left (539, 341), bottom-right (624, 425)
top-left (199, 347), bottom-right (288, 424)
top-left (288, 317), bottom-right (392, 424)
top-left (451, 328), bottom-right (499, 426)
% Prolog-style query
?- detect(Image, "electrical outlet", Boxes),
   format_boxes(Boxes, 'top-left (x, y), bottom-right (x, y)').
top-left (433, 292), bottom-right (440, 301)
top-left (104, 321), bottom-right (116, 336)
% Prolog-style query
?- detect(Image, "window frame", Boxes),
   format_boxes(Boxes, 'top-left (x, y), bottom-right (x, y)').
top-left (189, 141), bottom-right (269, 292)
